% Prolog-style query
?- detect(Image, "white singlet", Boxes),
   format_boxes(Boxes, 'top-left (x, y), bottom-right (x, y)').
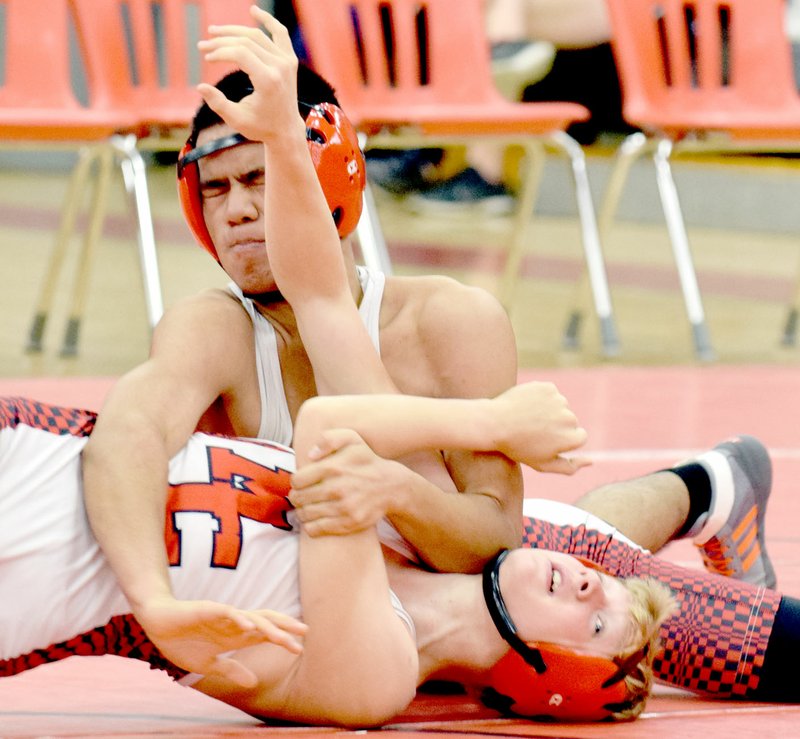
top-left (0, 401), bottom-right (413, 671)
top-left (228, 265), bottom-right (385, 446)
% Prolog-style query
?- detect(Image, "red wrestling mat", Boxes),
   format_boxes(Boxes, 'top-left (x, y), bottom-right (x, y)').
top-left (1, 366), bottom-right (799, 738)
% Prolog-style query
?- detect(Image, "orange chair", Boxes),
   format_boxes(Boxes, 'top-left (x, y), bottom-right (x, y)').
top-left (0, 0), bottom-right (145, 354)
top-left (600, 0), bottom-right (800, 359)
top-left (22, 0), bottom-right (253, 356)
top-left (293, 0), bottom-right (621, 357)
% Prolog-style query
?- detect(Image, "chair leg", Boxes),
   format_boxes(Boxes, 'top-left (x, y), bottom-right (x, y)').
top-left (114, 134), bottom-right (164, 330)
top-left (781, 276), bottom-right (800, 346)
top-left (498, 141), bottom-right (546, 309)
top-left (26, 145), bottom-right (100, 352)
top-left (597, 133), bottom-right (651, 239)
top-left (549, 131), bottom-right (620, 358)
top-left (355, 181), bottom-right (393, 274)
top-left (60, 144), bottom-right (115, 356)
top-left (652, 138), bottom-right (715, 361)
top-left (563, 132), bottom-right (650, 352)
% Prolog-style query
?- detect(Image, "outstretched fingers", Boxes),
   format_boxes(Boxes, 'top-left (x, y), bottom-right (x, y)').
top-left (241, 608), bottom-right (308, 654)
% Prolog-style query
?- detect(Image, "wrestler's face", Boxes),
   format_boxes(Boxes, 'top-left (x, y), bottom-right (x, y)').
top-left (196, 123), bottom-right (278, 296)
top-left (498, 549), bottom-right (633, 658)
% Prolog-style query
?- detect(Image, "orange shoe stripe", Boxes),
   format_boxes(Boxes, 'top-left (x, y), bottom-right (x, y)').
top-left (732, 506), bottom-right (757, 541)
top-left (737, 525), bottom-right (757, 555)
top-left (741, 544), bottom-right (760, 572)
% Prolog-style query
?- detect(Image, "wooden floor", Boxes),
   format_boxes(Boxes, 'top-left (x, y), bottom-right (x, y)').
top-left (2, 146), bottom-right (800, 377)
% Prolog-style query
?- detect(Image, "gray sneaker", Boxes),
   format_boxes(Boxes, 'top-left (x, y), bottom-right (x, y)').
top-left (689, 435), bottom-right (776, 588)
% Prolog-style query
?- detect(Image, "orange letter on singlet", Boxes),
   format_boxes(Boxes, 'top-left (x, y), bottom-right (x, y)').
top-left (165, 445), bottom-right (293, 568)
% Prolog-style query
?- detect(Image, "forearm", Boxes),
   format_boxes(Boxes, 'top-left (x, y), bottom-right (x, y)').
top-left (294, 392), bottom-right (519, 571)
top-left (385, 453), bottom-right (523, 572)
top-left (262, 130), bottom-right (395, 395)
top-left (81, 359), bottom-right (204, 613)
top-left (294, 393), bottom-right (500, 461)
top-left (262, 129), bottom-right (349, 306)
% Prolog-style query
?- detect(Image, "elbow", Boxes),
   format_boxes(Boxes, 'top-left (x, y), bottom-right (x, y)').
top-left (328, 679), bottom-right (417, 728)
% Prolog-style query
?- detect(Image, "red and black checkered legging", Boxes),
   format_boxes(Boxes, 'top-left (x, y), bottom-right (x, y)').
top-left (522, 515), bottom-right (795, 700)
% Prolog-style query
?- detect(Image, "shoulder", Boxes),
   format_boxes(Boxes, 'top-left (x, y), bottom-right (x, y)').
top-left (154, 288), bottom-right (251, 341)
top-left (148, 288), bottom-right (256, 380)
top-left (165, 286), bottom-right (249, 318)
top-left (385, 274), bottom-right (507, 324)
top-left (383, 275), bottom-right (517, 396)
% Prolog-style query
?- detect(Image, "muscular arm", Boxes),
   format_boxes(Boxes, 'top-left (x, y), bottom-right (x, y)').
top-left (292, 337), bottom-right (587, 575)
top-left (82, 293), bottom-right (254, 616)
top-left (379, 282), bottom-right (525, 571)
top-left (291, 280), bottom-right (586, 572)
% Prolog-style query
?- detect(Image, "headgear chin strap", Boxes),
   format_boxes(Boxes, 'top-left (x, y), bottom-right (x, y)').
top-left (481, 549), bottom-right (647, 722)
top-left (176, 102), bottom-right (366, 259)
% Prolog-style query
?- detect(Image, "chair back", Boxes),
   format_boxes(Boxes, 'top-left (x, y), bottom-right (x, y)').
top-left (294, 0), bottom-right (509, 127)
top-left (70, 0), bottom-right (254, 131)
top-left (0, 0), bottom-right (77, 109)
top-left (606, 0), bottom-right (800, 137)
top-left (0, 0), bottom-right (124, 138)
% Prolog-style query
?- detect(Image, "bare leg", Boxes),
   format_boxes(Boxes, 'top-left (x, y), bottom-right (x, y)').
top-left (574, 471), bottom-right (690, 552)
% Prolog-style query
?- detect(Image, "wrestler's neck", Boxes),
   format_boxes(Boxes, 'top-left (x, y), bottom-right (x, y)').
top-left (250, 248), bottom-right (364, 329)
top-left (389, 561), bottom-right (507, 681)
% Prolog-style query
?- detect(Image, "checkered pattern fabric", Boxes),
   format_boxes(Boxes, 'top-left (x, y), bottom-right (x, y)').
top-left (0, 396), bottom-right (96, 436)
top-left (0, 397), bottom-right (184, 680)
top-left (0, 614), bottom-right (186, 680)
top-left (522, 515), bottom-right (781, 697)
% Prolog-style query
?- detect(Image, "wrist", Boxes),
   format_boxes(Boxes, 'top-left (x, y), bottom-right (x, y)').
top-left (383, 459), bottom-right (415, 519)
top-left (478, 396), bottom-right (504, 453)
top-left (126, 580), bottom-right (176, 618)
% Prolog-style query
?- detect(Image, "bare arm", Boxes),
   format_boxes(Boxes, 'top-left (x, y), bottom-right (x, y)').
top-left (391, 283), bottom-right (524, 570)
top-left (197, 9), bottom-right (395, 397)
top-left (293, 382), bottom-right (587, 471)
top-left (81, 293), bottom-right (293, 682)
top-left (83, 297), bottom-right (234, 610)
top-left (291, 280), bottom-right (588, 571)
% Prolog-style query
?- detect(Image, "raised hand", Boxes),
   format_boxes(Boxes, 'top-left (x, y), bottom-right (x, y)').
top-left (196, 5), bottom-right (304, 145)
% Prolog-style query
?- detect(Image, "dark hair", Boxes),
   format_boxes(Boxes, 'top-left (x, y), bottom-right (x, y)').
top-left (187, 63), bottom-right (341, 147)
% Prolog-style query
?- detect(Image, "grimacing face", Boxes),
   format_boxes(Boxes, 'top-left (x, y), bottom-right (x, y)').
top-left (196, 123), bottom-right (277, 295)
top-left (498, 548), bottom-right (634, 658)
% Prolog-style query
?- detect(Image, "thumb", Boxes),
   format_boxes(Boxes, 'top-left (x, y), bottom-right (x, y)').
top-left (537, 455), bottom-right (592, 476)
top-left (307, 428), bottom-right (363, 460)
top-left (209, 655), bottom-right (259, 688)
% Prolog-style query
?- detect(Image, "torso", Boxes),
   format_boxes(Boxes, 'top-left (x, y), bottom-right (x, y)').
top-left (0, 401), bottom-right (414, 678)
top-left (197, 269), bottom-right (494, 443)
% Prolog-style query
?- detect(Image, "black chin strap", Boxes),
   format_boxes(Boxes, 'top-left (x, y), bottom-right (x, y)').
top-left (482, 549), bottom-right (547, 673)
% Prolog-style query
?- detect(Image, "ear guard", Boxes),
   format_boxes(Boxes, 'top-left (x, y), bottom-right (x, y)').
top-left (176, 102), bottom-right (366, 259)
top-left (480, 549), bottom-right (647, 722)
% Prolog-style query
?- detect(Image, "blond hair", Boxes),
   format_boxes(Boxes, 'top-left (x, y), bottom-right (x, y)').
top-left (609, 577), bottom-right (677, 720)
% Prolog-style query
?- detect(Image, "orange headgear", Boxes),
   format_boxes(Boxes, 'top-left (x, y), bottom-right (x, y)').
top-left (481, 549), bottom-right (647, 722)
top-left (176, 102), bottom-right (366, 259)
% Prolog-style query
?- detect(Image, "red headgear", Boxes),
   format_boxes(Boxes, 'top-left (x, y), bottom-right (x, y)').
top-left (176, 102), bottom-right (366, 259)
top-left (480, 550), bottom-right (648, 722)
